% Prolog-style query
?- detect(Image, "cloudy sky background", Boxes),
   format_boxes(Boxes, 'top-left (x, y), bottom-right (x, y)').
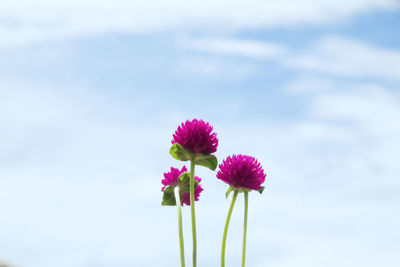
top-left (1, 0), bottom-right (400, 266)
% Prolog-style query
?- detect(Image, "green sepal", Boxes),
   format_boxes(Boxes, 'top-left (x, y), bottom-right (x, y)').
top-left (169, 143), bottom-right (193, 161)
top-left (178, 172), bottom-right (199, 192)
top-left (194, 154), bottom-right (218, 171)
top-left (169, 143), bottom-right (218, 171)
top-left (225, 186), bottom-right (235, 199)
top-left (238, 188), bottom-right (247, 194)
top-left (225, 186), bottom-right (264, 198)
top-left (162, 186), bottom-right (177, 206)
top-left (258, 186), bottom-right (265, 195)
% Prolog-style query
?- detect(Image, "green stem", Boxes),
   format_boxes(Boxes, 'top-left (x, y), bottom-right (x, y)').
top-left (221, 190), bottom-right (239, 267)
top-left (174, 187), bottom-right (185, 267)
top-left (190, 157), bottom-right (197, 267)
top-left (241, 191), bottom-right (249, 267)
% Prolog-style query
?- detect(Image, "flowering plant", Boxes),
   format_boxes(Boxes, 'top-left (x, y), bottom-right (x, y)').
top-left (161, 119), bottom-right (267, 267)
top-left (218, 154), bottom-right (266, 267)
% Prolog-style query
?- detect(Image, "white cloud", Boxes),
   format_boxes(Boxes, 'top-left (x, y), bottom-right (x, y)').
top-left (286, 36), bottom-right (400, 81)
top-left (309, 83), bottom-right (400, 127)
top-left (176, 55), bottom-right (263, 79)
top-left (1, 26), bottom-right (400, 265)
top-left (284, 75), bottom-right (339, 93)
top-left (215, 82), bottom-right (400, 267)
top-left (180, 37), bottom-right (287, 59)
top-left (0, 80), bottom-right (181, 267)
top-left (1, 76), bottom-right (400, 267)
top-left (181, 35), bottom-right (400, 82)
top-left (0, 0), bottom-right (398, 48)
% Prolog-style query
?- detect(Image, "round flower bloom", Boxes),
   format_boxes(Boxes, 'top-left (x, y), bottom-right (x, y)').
top-left (162, 166), bottom-right (204, 206)
top-left (217, 154), bottom-right (266, 190)
top-left (162, 166), bottom-right (187, 191)
top-left (172, 119), bottom-right (218, 155)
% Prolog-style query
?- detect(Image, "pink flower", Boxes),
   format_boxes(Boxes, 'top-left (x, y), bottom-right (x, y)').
top-left (172, 119), bottom-right (218, 155)
top-left (217, 154), bottom-right (266, 190)
top-left (162, 166), bottom-right (187, 191)
top-left (162, 166), bottom-right (204, 206)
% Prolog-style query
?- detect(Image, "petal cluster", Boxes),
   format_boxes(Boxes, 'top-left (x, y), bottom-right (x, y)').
top-left (162, 166), bottom-right (204, 206)
top-left (162, 166), bottom-right (187, 191)
top-left (217, 154), bottom-right (266, 190)
top-left (172, 119), bottom-right (218, 155)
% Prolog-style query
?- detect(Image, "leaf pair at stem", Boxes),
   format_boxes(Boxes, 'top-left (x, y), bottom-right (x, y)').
top-left (170, 143), bottom-right (218, 171)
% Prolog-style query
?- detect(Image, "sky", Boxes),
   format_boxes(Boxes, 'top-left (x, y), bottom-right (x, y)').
top-left (0, 0), bottom-right (400, 266)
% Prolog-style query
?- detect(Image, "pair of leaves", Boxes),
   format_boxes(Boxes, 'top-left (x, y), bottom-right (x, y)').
top-left (169, 143), bottom-right (218, 171)
top-left (225, 186), bottom-right (265, 199)
top-left (162, 172), bottom-right (200, 206)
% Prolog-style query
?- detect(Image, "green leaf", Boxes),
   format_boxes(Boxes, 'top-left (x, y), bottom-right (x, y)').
top-left (169, 143), bottom-right (193, 162)
top-left (178, 172), bottom-right (199, 192)
top-left (162, 186), bottom-right (177, 206)
top-left (194, 154), bottom-right (218, 171)
top-left (169, 144), bottom-right (218, 171)
top-left (225, 186), bottom-right (234, 199)
top-left (257, 186), bottom-right (265, 195)
top-left (179, 173), bottom-right (191, 192)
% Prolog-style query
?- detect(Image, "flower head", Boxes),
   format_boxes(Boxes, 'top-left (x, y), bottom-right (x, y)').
top-left (162, 166), bottom-right (187, 191)
top-left (162, 166), bottom-right (204, 206)
top-left (217, 154), bottom-right (266, 190)
top-left (172, 119), bottom-right (218, 155)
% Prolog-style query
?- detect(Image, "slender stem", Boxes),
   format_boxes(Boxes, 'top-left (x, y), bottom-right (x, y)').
top-left (241, 191), bottom-right (249, 267)
top-left (221, 190), bottom-right (239, 267)
top-left (174, 187), bottom-right (185, 267)
top-left (189, 157), bottom-right (197, 267)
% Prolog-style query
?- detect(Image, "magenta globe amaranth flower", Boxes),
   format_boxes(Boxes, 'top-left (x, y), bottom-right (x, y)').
top-left (218, 154), bottom-right (267, 267)
top-left (162, 166), bottom-right (203, 206)
top-left (162, 165), bottom-right (204, 267)
top-left (217, 154), bottom-right (266, 191)
top-left (172, 119), bottom-right (218, 155)
top-left (162, 166), bottom-right (187, 191)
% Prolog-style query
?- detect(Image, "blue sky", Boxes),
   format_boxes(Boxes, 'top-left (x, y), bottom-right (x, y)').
top-left (1, 1), bottom-right (400, 266)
